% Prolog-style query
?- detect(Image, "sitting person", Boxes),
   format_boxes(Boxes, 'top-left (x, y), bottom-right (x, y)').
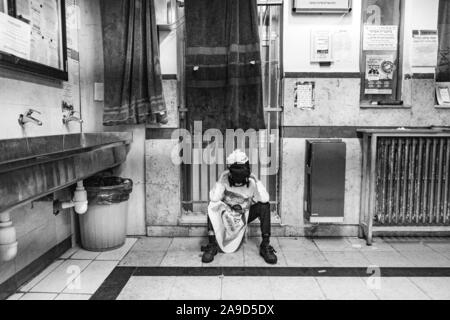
top-left (201, 150), bottom-right (278, 265)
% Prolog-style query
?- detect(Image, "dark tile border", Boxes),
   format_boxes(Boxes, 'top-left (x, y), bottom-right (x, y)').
top-left (146, 128), bottom-right (177, 140)
top-left (162, 74), bottom-right (178, 80)
top-left (91, 267), bottom-right (137, 300)
top-left (0, 237), bottom-right (72, 300)
top-left (281, 126), bottom-right (402, 139)
top-left (282, 126), bottom-right (447, 139)
top-left (132, 267), bottom-right (450, 278)
top-left (284, 72), bottom-right (361, 79)
top-left (283, 72), bottom-right (435, 80)
top-left (282, 126), bottom-right (361, 139)
top-left (91, 266), bottom-right (450, 300)
top-left (147, 126), bottom-right (439, 140)
top-left (404, 73), bottom-right (435, 80)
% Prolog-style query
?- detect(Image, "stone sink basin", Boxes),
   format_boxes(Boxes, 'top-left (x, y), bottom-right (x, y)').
top-left (0, 132), bottom-right (132, 213)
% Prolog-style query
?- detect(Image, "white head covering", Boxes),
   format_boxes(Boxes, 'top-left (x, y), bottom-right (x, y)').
top-left (226, 149), bottom-right (249, 166)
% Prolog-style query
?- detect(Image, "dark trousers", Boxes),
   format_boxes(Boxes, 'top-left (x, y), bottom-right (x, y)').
top-left (208, 202), bottom-right (271, 238)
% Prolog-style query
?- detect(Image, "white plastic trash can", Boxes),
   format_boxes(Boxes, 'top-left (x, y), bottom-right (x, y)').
top-left (79, 177), bottom-right (133, 252)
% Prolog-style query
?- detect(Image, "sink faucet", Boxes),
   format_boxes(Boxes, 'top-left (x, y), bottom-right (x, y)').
top-left (63, 110), bottom-right (83, 125)
top-left (18, 109), bottom-right (43, 126)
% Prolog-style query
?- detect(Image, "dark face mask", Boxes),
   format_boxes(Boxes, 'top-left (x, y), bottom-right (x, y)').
top-left (228, 163), bottom-right (251, 187)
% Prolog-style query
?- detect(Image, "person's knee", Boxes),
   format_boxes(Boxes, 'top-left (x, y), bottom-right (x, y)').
top-left (258, 202), bottom-right (270, 213)
top-left (256, 202), bottom-right (270, 221)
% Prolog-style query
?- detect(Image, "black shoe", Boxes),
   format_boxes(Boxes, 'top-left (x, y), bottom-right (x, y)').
top-left (260, 243), bottom-right (278, 265)
top-left (201, 242), bottom-right (219, 263)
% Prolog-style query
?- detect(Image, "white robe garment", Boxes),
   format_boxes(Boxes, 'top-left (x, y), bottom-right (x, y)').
top-left (207, 172), bottom-right (270, 253)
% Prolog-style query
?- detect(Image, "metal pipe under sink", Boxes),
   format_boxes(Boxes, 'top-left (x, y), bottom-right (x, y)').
top-left (0, 211), bottom-right (17, 262)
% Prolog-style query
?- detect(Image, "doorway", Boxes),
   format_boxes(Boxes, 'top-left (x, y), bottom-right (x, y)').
top-left (178, 0), bottom-right (284, 222)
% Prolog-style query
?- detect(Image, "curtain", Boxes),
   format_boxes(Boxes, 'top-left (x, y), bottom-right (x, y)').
top-left (437, 0), bottom-right (450, 82)
top-left (100, 0), bottom-right (166, 126)
top-left (185, 0), bottom-right (266, 132)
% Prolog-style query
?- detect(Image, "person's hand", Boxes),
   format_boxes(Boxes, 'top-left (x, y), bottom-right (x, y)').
top-left (219, 170), bottom-right (230, 183)
top-left (232, 204), bottom-right (244, 215)
top-left (249, 173), bottom-right (258, 183)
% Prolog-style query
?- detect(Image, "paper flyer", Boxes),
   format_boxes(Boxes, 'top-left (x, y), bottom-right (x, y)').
top-left (411, 30), bottom-right (439, 67)
top-left (365, 54), bottom-right (395, 95)
top-left (311, 30), bottom-right (332, 62)
top-left (294, 81), bottom-right (315, 110)
top-left (363, 25), bottom-right (398, 51)
top-left (436, 84), bottom-right (450, 106)
top-left (16, 0), bottom-right (31, 21)
top-left (29, 0), bottom-right (61, 68)
top-left (0, 12), bottom-right (31, 60)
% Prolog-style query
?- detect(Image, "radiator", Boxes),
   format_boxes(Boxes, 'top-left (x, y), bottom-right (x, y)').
top-left (374, 137), bottom-right (450, 226)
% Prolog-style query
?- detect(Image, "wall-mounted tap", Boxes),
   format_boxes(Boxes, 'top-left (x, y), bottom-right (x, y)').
top-left (18, 109), bottom-right (43, 127)
top-left (63, 110), bottom-right (84, 125)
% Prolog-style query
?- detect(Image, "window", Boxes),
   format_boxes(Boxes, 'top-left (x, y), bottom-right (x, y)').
top-left (360, 0), bottom-right (403, 105)
top-left (179, 0), bottom-right (283, 217)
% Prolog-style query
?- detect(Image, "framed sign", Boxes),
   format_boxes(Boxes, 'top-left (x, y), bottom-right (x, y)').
top-left (293, 0), bottom-right (352, 14)
top-left (0, 0), bottom-right (68, 80)
top-left (360, 0), bottom-right (402, 104)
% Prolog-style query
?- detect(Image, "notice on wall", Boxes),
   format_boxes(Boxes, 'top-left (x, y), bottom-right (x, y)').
top-left (363, 25), bottom-right (398, 51)
top-left (311, 30), bottom-right (332, 63)
top-left (294, 81), bottom-right (315, 110)
top-left (332, 29), bottom-right (353, 66)
top-left (0, 12), bottom-right (31, 59)
top-left (411, 30), bottom-right (439, 68)
top-left (436, 84), bottom-right (450, 106)
top-left (365, 54), bottom-right (395, 95)
top-left (62, 57), bottom-right (80, 108)
top-left (65, 0), bottom-right (79, 52)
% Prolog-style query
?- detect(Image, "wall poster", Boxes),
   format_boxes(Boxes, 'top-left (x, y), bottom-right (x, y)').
top-left (364, 54), bottom-right (395, 95)
top-left (0, 12), bottom-right (31, 59)
top-left (0, 0), bottom-right (67, 80)
top-left (411, 30), bottom-right (439, 67)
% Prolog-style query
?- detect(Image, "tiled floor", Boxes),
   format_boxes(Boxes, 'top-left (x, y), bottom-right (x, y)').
top-left (9, 238), bottom-right (137, 300)
top-left (7, 236), bottom-right (450, 300)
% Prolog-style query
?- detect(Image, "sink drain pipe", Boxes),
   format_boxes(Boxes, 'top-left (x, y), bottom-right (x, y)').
top-left (0, 181), bottom-right (88, 262)
top-left (0, 211), bottom-right (18, 262)
top-left (56, 181), bottom-right (89, 215)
